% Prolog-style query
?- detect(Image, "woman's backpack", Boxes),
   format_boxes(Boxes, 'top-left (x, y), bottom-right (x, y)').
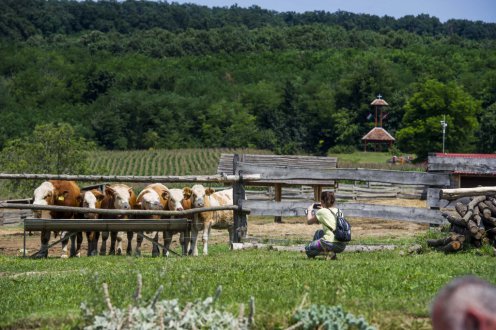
top-left (329, 208), bottom-right (352, 242)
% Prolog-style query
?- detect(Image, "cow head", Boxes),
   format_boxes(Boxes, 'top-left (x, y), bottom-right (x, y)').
top-left (168, 189), bottom-right (186, 211)
top-left (33, 181), bottom-right (55, 218)
top-left (137, 186), bottom-right (169, 210)
top-left (105, 184), bottom-right (135, 210)
top-left (189, 184), bottom-right (206, 208)
top-left (81, 189), bottom-right (105, 219)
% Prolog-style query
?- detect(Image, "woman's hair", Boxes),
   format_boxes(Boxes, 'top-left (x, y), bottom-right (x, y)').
top-left (320, 191), bottom-right (335, 208)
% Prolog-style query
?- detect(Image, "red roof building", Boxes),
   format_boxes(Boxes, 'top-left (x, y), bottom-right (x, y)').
top-left (428, 153), bottom-right (496, 188)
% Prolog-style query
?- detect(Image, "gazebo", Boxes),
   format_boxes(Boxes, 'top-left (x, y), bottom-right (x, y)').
top-left (362, 95), bottom-right (395, 151)
top-left (361, 127), bottom-right (395, 151)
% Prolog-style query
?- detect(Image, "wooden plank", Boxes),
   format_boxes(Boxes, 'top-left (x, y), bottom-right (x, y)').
top-left (427, 188), bottom-right (442, 209)
top-left (274, 183), bottom-right (282, 223)
top-left (240, 200), bottom-right (444, 224)
top-left (237, 163), bottom-right (451, 186)
top-left (218, 154), bottom-right (338, 174)
top-left (440, 186), bottom-right (496, 200)
top-left (233, 154), bottom-right (247, 242)
top-left (231, 243), bottom-right (396, 252)
top-left (428, 155), bottom-right (496, 173)
top-left (24, 218), bottom-right (190, 232)
top-left (0, 173), bottom-right (261, 183)
top-left (0, 202), bottom-right (247, 217)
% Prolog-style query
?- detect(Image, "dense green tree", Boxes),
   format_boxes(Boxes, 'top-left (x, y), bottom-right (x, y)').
top-left (477, 102), bottom-right (496, 153)
top-left (0, 122), bottom-right (95, 195)
top-left (396, 80), bottom-right (480, 159)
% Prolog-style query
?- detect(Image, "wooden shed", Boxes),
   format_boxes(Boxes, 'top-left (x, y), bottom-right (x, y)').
top-left (428, 153), bottom-right (496, 188)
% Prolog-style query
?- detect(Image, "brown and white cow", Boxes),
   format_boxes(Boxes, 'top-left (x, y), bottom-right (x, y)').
top-left (135, 183), bottom-right (169, 257)
top-left (99, 184), bottom-right (137, 256)
top-left (77, 189), bottom-right (105, 256)
top-left (185, 184), bottom-right (233, 256)
top-left (163, 188), bottom-right (192, 257)
top-left (33, 180), bottom-right (81, 258)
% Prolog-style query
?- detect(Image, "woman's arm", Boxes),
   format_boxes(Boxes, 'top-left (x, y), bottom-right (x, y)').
top-left (306, 205), bottom-right (318, 225)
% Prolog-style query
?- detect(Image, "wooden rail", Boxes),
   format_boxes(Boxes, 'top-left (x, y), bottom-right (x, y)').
top-left (0, 173), bottom-right (261, 183)
top-left (0, 202), bottom-right (249, 216)
top-left (240, 200), bottom-right (444, 225)
top-left (24, 218), bottom-right (190, 232)
top-left (237, 164), bottom-right (451, 186)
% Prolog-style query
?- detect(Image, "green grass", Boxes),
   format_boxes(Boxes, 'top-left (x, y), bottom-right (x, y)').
top-left (328, 152), bottom-right (394, 164)
top-left (328, 151), bottom-right (425, 171)
top-left (1, 240), bottom-right (495, 329)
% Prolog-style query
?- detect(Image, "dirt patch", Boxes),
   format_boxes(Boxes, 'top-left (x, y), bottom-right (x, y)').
top-left (0, 199), bottom-right (429, 257)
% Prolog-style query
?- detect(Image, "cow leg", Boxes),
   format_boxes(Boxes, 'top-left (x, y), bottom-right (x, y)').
top-left (86, 232), bottom-right (93, 256)
top-left (100, 231), bottom-right (109, 255)
top-left (60, 231), bottom-right (70, 258)
top-left (135, 232), bottom-right (144, 257)
top-left (228, 226), bottom-right (234, 248)
top-left (202, 222), bottom-right (212, 256)
top-left (190, 216), bottom-right (200, 256)
top-left (151, 231), bottom-right (160, 257)
top-left (116, 232), bottom-right (123, 255)
top-left (75, 232), bottom-right (83, 257)
top-left (36, 229), bottom-right (51, 258)
top-left (126, 231), bottom-right (134, 256)
top-left (109, 231), bottom-right (117, 255)
top-left (69, 233), bottom-right (76, 257)
top-left (163, 231), bottom-right (173, 257)
top-left (92, 231), bottom-right (100, 256)
top-left (180, 230), bottom-right (191, 256)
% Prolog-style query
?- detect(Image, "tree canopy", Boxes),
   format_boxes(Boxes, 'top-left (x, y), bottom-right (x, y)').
top-left (0, 1), bottom-right (495, 157)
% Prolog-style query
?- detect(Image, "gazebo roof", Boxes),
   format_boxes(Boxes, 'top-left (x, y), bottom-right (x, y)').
top-left (361, 127), bottom-right (395, 141)
top-left (370, 98), bottom-right (389, 106)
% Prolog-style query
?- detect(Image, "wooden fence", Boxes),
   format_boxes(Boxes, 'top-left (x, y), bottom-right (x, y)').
top-left (0, 165), bottom-right (451, 242)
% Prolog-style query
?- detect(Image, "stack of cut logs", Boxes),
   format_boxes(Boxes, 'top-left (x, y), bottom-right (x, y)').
top-left (428, 194), bottom-right (496, 253)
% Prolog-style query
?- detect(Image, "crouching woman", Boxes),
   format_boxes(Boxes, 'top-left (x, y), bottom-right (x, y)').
top-left (305, 191), bottom-right (346, 259)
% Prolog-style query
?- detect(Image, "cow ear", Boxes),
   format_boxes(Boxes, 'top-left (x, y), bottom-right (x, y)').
top-left (128, 187), bottom-right (134, 197)
top-left (183, 187), bottom-right (192, 199)
top-left (105, 185), bottom-right (114, 196)
top-left (77, 193), bottom-right (84, 204)
top-left (95, 191), bottom-right (105, 202)
top-left (161, 190), bottom-right (170, 200)
top-left (205, 188), bottom-right (215, 196)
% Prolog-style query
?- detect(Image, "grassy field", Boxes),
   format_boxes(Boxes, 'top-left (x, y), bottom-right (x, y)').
top-left (0, 234), bottom-right (495, 329)
top-left (1, 149), bottom-right (492, 329)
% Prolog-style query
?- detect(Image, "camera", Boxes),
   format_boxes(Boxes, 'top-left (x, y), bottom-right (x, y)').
top-left (304, 203), bottom-right (321, 215)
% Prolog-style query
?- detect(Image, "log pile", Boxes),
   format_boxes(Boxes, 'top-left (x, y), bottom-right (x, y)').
top-left (428, 194), bottom-right (496, 252)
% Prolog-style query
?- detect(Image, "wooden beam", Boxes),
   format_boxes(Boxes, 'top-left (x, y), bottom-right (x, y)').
top-left (0, 173), bottom-right (261, 184)
top-left (274, 183), bottom-right (282, 223)
top-left (240, 200), bottom-right (444, 224)
top-left (440, 187), bottom-right (496, 200)
top-left (313, 186), bottom-right (322, 201)
top-left (24, 218), bottom-right (191, 232)
top-left (428, 155), bottom-right (496, 173)
top-left (233, 154), bottom-right (247, 242)
top-left (237, 164), bottom-right (450, 186)
top-left (231, 243), bottom-right (396, 253)
top-left (0, 202), bottom-right (249, 216)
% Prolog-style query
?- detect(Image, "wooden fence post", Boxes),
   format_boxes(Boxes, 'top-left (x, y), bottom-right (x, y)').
top-left (274, 183), bottom-right (282, 223)
top-left (313, 185), bottom-right (322, 202)
top-left (233, 154), bottom-right (247, 243)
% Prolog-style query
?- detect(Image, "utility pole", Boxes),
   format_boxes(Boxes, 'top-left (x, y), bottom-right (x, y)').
top-left (440, 115), bottom-right (448, 154)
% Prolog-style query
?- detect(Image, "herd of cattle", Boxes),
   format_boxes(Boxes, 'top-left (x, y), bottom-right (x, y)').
top-left (32, 180), bottom-right (235, 258)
